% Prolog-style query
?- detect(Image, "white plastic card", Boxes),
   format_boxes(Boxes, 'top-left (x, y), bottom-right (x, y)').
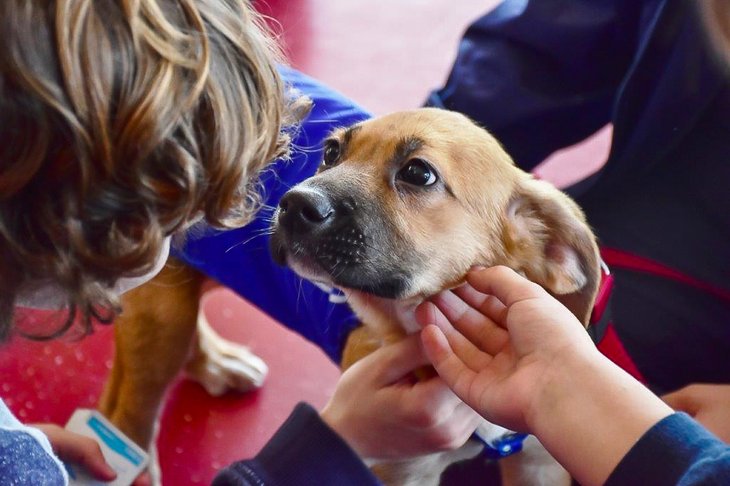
top-left (64, 409), bottom-right (148, 486)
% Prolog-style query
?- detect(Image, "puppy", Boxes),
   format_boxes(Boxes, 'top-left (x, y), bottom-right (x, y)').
top-left (269, 107), bottom-right (601, 486)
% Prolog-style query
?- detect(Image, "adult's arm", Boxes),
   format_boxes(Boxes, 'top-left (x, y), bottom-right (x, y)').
top-left (427, 0), bottom-right (641, 171)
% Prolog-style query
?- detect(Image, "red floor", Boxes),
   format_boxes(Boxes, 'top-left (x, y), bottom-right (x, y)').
top-left (1, 1), bottom-right (610, 484)
top-left (1, 290), bottom-right (340, 484)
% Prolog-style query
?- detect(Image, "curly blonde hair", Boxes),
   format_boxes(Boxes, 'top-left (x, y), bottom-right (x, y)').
top-left (0, 0), bottom-right (296, 339)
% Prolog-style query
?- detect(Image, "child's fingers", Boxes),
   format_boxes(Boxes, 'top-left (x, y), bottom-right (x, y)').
top-left (132, 470), bottom-right (152, 486)
top-left (445, 286), bottom-right (510, 347)
top-left (353, 333), bottom-right (430, 387)
top-left (453, 284), bottom-right (509, 329)
top-left (420, 324), bottom-right (480, 402)
top-left (416, 300), bottom-right (492, 370)
top-left (34, 425), bottom-right (117, 481)
top-left (466, 266), bottom-right (545, 308)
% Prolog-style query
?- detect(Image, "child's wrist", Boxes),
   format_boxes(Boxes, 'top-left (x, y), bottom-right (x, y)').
top-left (524, 348), bottom-right (673, 486)
top-left (524, 346), bottom-right (607, 434)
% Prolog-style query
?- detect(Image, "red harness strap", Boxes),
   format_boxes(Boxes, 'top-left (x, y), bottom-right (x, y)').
top-left (601, 247), bottom-right (730, 304)
top-left (590, 247), bottom-right (730, 384)
top-left (589, 265), bottom-right (646, 383)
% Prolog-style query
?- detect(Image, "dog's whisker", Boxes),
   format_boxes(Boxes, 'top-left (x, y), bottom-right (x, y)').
top-left (257, 204), bottom-right (277, 214)
top-left (224, 228), bottom-right (275, 253)
top-left (331, 262), bottom-right (345, 279)
top-left (295, 276), bottom-right (304, 310)
top-left (355, 239), bottom-right (391, 261)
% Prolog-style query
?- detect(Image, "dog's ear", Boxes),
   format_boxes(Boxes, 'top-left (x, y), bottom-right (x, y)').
top-left (503, 178), bottom-right (601, 325)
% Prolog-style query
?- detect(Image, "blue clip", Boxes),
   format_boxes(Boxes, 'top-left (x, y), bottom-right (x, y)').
top-left (475, 432), bottom-right (529, 460)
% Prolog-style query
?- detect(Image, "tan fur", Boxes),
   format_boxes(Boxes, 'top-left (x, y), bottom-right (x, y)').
top-left (275, 108), bottom-right (600, 485)
top-left (341, 325), bottom-right (386, 371)
top-left (311, 109), bottom-right (600, 327)
top-left (103, 108), bottom-right (599, 486)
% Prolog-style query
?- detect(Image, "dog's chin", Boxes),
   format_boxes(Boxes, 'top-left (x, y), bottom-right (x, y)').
top-left (335, 274), bottom-right (410, 300)
top-left (279, 254), bottom-right (411, 300)
top-left (271, 235), bottom-right (415, 299)
top-left (311, 263), bottom-right (410, 300)
top-left (286, 257), bottom-right (336, 288)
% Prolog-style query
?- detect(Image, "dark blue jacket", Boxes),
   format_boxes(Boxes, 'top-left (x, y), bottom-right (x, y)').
top-left (428, 0), bottom-right (724, 197)
top-left (607, 413), bottom-right (730, 486)
top-left (213, 403), bottom-right (379, 486)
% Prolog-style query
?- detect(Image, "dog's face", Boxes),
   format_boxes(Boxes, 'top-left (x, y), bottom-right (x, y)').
top-left (270, 108), bottom-right (600, 324)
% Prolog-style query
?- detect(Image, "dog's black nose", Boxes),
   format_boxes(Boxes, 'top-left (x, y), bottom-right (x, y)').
top-left (278, 190), bottom-right (334, 231)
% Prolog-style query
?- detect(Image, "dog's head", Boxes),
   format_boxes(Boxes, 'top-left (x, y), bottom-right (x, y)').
top-left (270, 108), bottom-right (600, 324)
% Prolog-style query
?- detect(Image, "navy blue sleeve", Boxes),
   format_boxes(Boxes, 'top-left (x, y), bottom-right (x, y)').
top-left (606, 412), bottom-right (730, 486)
top-left (172, 67), bottom-right (371, 363)
top-left (212, 403), bottom-right (381, 486)
top-left (426, 0), bottom-right (641, 171)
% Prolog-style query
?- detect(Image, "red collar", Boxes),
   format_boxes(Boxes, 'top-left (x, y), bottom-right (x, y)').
top-left (588, 260), bottom-right (614, 343)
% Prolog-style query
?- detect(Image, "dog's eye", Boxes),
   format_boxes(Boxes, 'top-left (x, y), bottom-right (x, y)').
top-left (397, 158), bottom-right (438, 186)
top-left (322, 140), bottom-right (341, 167)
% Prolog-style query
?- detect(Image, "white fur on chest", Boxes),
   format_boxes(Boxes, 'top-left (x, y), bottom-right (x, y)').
top-left (343, 290), bottom-right (422, 340)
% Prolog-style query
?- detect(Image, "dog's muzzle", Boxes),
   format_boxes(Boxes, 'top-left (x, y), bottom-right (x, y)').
top-left (272, 188), bottom-right (365, 269)
top-left (270, 187), bottom-right (410, 299)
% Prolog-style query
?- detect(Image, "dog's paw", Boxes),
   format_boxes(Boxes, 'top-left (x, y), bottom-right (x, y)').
top-left (185, 309), bottom-right (268, 396)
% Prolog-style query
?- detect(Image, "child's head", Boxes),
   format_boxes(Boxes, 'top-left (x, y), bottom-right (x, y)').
top-left (0, 0), bottom-right (292, 339)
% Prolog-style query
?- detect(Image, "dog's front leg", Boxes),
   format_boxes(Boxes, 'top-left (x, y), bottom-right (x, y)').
top-left (183, 294), bottom-right (268, 396)
top-left (98, 257), bottom-right (204, 449)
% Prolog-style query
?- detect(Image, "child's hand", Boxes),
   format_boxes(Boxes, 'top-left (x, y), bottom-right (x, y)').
top-left (132, 470), bottom-right (152, 486)
top-left (416, 266), bottom-right (674, 486)
top-left (415, 265), bottom-right (596, 432)
top-left (663, 383), bottom-right (730, 442)
top-left (31, 423), bottom-right (117, 482)
top-left (321, 333), bottom-right (481, 461)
